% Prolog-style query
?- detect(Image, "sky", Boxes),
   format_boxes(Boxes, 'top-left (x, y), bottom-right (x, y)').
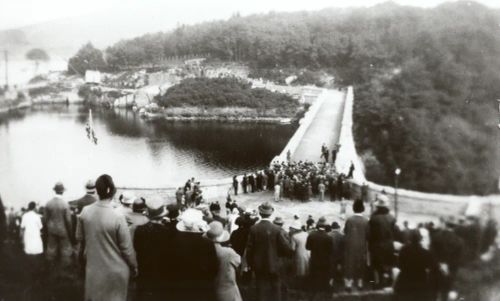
top-left (1, 0), bottom-right (499, 31)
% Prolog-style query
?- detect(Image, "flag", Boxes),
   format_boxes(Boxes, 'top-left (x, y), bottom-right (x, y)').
top-left (85, 109), bottom-right (98, 145)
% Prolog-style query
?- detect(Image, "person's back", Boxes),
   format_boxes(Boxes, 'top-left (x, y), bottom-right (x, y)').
top-left (80, 203), bottom-right (135, 271)
top-left (78, 201), bottom-right (137, 301)
top-left (247, 220), bottom-right (287, 274)
top-left (134, 221), bottom-right (172, 299)
top-left (307, 230), bottom-right (333, 270)
top-left (168, 231), bottom-right (218, 300)
top-left (45, 196), bottom-right (71, 238)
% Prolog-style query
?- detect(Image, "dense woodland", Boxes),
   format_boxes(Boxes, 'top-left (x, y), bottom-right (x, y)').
top-left (155, 77), bottom-right (298, 111)
top-left (68, 1), bottom-right (500, 194)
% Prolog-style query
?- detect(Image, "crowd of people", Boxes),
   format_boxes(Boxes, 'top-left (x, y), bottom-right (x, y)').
top-left (234, 161), bottom-right (355, 203)
top-left (0, 173), bottom-right (498, 301)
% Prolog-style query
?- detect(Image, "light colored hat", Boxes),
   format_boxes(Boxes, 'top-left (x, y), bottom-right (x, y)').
top-left (176, 208), bottom-right (209, 233)
top-left (289, 220), bottom-right (302, 230)
top-left (120, 191), bottom-right (136, 205)
top-left (85, 180), bottom-right (96, 192)
top-left (204, 221), bottom-right (230, 243)
top-left (375, 194), bottom-right (389, 208)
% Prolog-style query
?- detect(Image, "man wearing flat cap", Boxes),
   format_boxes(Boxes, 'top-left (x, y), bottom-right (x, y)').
top-left (246, 202), bottom-right (293, 301)
top-left (44, 181), bottom-right (74, 269)
top-left (306, 217), bottom-right (334, 291)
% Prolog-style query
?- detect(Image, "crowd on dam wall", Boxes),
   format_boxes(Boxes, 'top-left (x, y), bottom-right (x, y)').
top-left (1, 173), bottom-right (498, 301)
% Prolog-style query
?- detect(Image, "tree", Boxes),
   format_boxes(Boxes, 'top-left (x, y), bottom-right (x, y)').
top-left (25, 48), bottom-right (49, 75)
top-left (67, 42), bottom-right (107, 75)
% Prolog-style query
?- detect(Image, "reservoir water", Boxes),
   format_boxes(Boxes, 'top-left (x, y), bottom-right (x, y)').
top-left (0, 105), bottom-right (296, 207)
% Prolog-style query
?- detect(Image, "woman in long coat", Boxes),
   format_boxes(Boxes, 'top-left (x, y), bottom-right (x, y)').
top-left (205, 221), bottom-right (242, 301)
top-left (343, 199), bottom-right (369, 290)
top-left (77, 175), bottom-right (137, 301)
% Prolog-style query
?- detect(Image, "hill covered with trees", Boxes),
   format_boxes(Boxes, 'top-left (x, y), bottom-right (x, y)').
top-left (71, 1), bottom-right (500, 194)
top-left (155, 77), bottom-right (299, 113)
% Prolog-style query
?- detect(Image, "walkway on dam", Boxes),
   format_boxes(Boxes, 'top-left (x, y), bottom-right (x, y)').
top-left (292, 89), bottom-right (346, 161)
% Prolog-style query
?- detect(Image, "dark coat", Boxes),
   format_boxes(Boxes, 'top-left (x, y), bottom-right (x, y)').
top-left (246, 220), bottom-right (293, 275)
top-left (395, 243), bottom-right (438, 301)
top-left (134, 222), bottom-right (173, 299)
top-left (230, 226), bottom-right (250, 257)
top-left (329, 230), bottom-right (345, 265)
top-left (167, 231), bottom-right (218, 301)
top-left (369, 209), bottom-right (396, 267)
top-left (306, 230), bottom-right (334, 289)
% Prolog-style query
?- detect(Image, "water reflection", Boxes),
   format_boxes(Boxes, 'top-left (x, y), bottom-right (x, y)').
top-left (0, 105), bottom-right (296, 207)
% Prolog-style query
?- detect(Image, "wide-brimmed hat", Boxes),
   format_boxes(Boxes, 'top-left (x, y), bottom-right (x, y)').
top-left (53, 182), bottom-right (65, 193)
top-left (289, 220), bottom-right (303, 230)
top-left (273, 216), bottom-right (284, 226)
top-left (85, 180), bottom-right (96, 192)
top-left (145, 196), bottom-right (167, 219)
top-left (176, 208), bottom-right (209, 233)
top-left (258, 202), bottom-right (274, 215)
top-left (120, 191), bottom-right (135, 205)
top-left (204, 221), bottom-right (230, 243)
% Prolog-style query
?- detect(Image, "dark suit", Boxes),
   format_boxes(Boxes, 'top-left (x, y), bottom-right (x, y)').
top-left (306, 230), bottom-right (334, 290)
top-left (247, 219), bottom-right (293, 301)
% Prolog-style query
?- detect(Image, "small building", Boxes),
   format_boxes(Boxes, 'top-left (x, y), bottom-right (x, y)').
top-left (85, 70), bottom-right (101, 84)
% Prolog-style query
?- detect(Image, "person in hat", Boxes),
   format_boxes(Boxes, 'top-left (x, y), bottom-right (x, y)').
top-left (76, 174), bottom-right (137, 301)
top-left (289, 220), bottom-right (310, 278)
top-left (273, 216), bottom-right (285, 228)
top-left (205, 221), bottom-right (242, 301)
top-left (70, 180), bottom-right (97, 214)
top-left (44, 181), bottom-right (74, 269)
top-left (166, 208), bottom-right (218, 301)
top-left (134, 196), bottom-right (171, 301)
top-left (369, 194), bottom-right (397, 288)
top-left (306, 217), bottom-right (334, 291)
top-left (126, 197), bottom-right (149, 245)
top-left (209, 202), bottom-right (228, 227)
top-left (246, 202), bottom-right (293, 301)
top-left (328, 222), bottom-right (345, 286)
top-left (116, 191), bottom-right (135, 216)
top-left (343, 199), bottom-right (369, 291)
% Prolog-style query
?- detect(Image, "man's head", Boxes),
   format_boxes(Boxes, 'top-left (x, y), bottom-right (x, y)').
top-left (53, 182), bottom-right (65, 195)
top-left (28, 201), bottom-right (36, 211)
top-left (258, 202), bottom-right (274, 218)
top-left (353, 199), bottom-right (365, 214)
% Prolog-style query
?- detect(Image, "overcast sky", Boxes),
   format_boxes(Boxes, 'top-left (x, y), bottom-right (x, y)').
top-left (1, 0), bottom-right (499, 30)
